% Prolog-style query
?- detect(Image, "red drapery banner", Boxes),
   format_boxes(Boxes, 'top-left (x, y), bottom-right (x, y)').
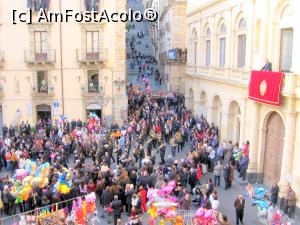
top-left (248, 70), bottom-right (284, 106)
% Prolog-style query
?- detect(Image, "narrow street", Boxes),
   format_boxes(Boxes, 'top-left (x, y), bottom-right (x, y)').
top-left (126, 0), bottom-right (164, 91)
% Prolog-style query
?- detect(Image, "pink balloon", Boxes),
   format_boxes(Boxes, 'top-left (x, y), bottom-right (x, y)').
top-left (166, 196), bottom-right (177, 203)
top-left (166, 210), bottom-right (177, 219)
top-left (163, 185), bottom-right (174, 195)
top-left (195, 207), bottom-right (205, 217)
top-left (168, 180), bottom-right (176, 188)
top-left (157, 189), bottom-right (164, 196)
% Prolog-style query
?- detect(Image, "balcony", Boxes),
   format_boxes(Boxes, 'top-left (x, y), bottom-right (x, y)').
top-left (76, 49), bottom-right (107, 65)
top-left (27, 0), bottom-right (50, 12)
top-left (0, 50), bottom-right (3, 67)
top-left (25, 49), bottom-right (56, 65)
top-left (160, 49), bottom-right (187, 63)
top-left (81, 84), bottom-right (104, 98)
top-left (31, 84), bottom-right (55, 98)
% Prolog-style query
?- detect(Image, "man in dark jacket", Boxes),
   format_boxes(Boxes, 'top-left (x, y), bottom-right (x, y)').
top-left (111, 195), bottom-right (123, 225)
top-left (101, 186), bottom-right (113, 218)
top-left (234, 195), bottom-right (245, 225)
top-left (223, 163), bottom-right (230, 190)
top-left (270, 183), bottom-right (279, 205)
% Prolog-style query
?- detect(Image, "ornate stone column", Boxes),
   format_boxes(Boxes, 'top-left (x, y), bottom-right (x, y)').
top-left (246, 101), bottom-right (260, 183)
top-left (279, 111), bottom-right (296, 208)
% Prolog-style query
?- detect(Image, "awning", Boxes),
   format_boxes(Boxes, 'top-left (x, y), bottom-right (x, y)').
top-left (86, 104), bottom-right (101, 110)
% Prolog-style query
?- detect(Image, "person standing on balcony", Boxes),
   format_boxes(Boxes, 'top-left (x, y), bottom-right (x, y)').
top-left (261, 58), bottom-right (272, 71)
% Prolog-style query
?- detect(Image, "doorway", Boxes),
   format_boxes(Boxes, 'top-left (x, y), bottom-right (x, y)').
top-left (86, 104), bottom-right (101, 119)
top-left (36, 104), bottom-right (51, 122)
top-left (263, 112), bottom-right (285, 187)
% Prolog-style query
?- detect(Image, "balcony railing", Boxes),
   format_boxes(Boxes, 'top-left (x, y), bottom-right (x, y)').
top-left (76, 49), bottom-right (107, 64)
top-left (0, 50), bottom-right (4, 65)
top-left (25, 49), bottom-right (56, 65)
top-left (160, 49), bottom-right (187, 63)
top-left (81, 84), bottom-right (104, 98)
top-left (31, 84), bottom-right (55, 98)
top-left (27, 0), bottom-right (50, 12)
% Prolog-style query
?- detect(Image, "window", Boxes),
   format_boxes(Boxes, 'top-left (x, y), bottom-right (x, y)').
top-left (86, 31), bottom-right (99, 53)
top-left (88, 70), bottom-right (99, 93)
top-left (280, 28), bottom-right (293, 72)
top-left (219, 38), bottom-right (226, 67)
top-left (219, 23), bottom-right (226, 67)
top-left (37, 71), bottom-right (48, 93)
top-left (85, 0), bottom-right (100, 11)
top-left (28, 0), bottom-right (50, 12)
top-left (34, 31), bottom-right (47, 53)
top-left (205, 40), bottom-right (211, 66)
top-left (237, 34), bottom-right (246, 68)
top-left (194, 42), bottom-right (197, 66)
top-left (239, 18), bottom-right (247, 29)
top-left (205, 28), bottom-right (211, 66)
top-left (236, 18), bottom-right (247, 68)
top-left (220, 23), bottom-right (227, 33)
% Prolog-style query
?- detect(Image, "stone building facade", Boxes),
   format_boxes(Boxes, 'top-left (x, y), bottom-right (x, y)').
top-left (185, 0), bottom-right (300, 210)
top-left (0, 0), bottom-right (127, 129)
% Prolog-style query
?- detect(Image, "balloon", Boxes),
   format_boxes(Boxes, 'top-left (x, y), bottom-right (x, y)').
top-left (60, 184), bottom-right (71, 194)
top-left (165, 210), bottom-right (177, 219)
top-left (148, 218), bottom-right (155, 225)
top-left (163, 185), bottom-right (174, 195)
top-left (168, 180), bottom-right (176, 188)
top-left (30, 177), bottom-right (43, 188)
top-left (195, 207), bottom-right (205, 217)
top-left (147, 206), bottom-right (158, 219)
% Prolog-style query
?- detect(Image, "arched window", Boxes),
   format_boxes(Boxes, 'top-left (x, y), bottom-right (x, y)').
top-left (219, 23), bottom-right (226, 67)
top-left (238, 18), bottom-right (247, 29)
top-left (205, 28), bottom-right (211, 66)
top-left (191, 29), bottom-right (198, 67)
top-left (237, 18), bottom-right (247, 68)
top-left (279, 5), bottom-right (293, 72)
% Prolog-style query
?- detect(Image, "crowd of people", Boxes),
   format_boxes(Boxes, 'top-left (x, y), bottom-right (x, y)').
top-left (0, 86), bottom-right (297, 225)
top-left (126, 24), bottom-right (163, 87)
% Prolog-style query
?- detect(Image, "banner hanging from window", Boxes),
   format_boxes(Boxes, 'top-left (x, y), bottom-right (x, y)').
top-left (248, 70), bottom-right (284, 106)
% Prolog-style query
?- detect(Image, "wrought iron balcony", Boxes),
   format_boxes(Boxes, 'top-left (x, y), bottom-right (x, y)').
top-left (160, 49), bottom-right (187, 63)
top-left (31, 84), bottom-right (55, 98)
top-left (76, 49), bottom-right (107, 64)
top-left (25, 49), bottom-right (56, 65)
top-left (81, 84), bottom-right (104, 98)
top-left (27, 0), bottom-right (50, 12)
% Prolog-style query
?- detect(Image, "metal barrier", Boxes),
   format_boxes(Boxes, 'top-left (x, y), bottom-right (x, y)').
top-left (0, 194), bottom-right (96, 225)
top-left (176, 210), bottom-right (196, 225)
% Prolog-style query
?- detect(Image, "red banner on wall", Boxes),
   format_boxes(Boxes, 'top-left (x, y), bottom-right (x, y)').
top-left (248, 70), bottom-right (284, 106)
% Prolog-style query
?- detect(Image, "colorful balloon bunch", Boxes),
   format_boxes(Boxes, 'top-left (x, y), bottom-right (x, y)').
top-left (53, 168), bottom-right (72, 194)
top-left (71, 192), bottom-right (97, 225)
top-left (147, 180), bottom-right (179, 223)
top-left (246, 185), bottom-right (270, 216)
top-left (271, 212), bottom-right (292, 225)
top-left (11, 160), bottom-right (50, 204)
top-left (193, 208), bottom-right (218, 225)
